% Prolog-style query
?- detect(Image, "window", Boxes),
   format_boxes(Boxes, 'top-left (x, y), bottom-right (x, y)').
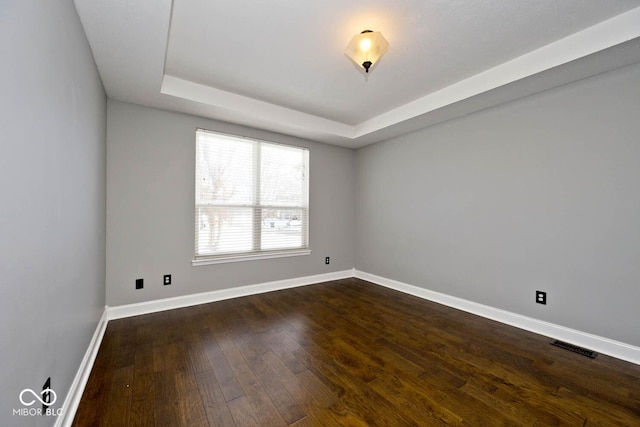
top-left (194, 129), bottom-right (310, 265)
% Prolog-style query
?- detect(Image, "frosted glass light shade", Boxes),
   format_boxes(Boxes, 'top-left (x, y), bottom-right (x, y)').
top-left (345, 30), bottom-right (389, 73)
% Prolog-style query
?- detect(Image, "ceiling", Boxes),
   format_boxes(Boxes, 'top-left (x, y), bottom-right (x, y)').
top-left (74, 0), bottom-right (640, 148)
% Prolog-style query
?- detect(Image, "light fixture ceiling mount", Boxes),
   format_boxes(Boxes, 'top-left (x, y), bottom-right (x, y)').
top-left (345, 29), bottom-right (389, 74)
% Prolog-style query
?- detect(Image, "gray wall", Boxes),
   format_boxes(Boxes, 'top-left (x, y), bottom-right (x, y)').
top-left (0, 0), bottom-right (106, 425)
top-left (106, 100), bottom-right (355, 306)
top-left (356, 62), bottom-right (640, 347)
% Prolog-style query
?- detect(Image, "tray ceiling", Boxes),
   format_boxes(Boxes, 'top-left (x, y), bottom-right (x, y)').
top-left (74, 0), bottom-right (640, 147)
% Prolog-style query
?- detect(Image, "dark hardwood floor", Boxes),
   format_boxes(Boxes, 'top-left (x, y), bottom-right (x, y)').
top-left (73, 278), bottom-right (640, 426)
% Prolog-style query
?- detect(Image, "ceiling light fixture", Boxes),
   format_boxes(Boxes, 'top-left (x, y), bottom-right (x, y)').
top-left (345, 30), bottom-right (389, 74)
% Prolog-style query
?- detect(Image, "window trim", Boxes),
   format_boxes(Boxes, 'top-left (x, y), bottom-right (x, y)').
top-left (192, 249), bottom-right (312, 266)
top-left (193, 129), bottom-right (310, 265)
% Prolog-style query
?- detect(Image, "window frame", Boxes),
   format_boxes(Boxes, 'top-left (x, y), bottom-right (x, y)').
top-left (193, 129), bottom-right (310, 266)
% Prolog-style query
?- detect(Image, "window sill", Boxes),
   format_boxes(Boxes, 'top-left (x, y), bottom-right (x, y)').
top-left (192, 249), bottom-right (312, 266)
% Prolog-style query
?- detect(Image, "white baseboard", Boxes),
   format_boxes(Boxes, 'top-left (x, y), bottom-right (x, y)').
top-left (54, 308), bottom-right (109, 427)
top-left (58, 266), bottom-right (639, 426)
top-left (55, 270), bottom-right (352, 424)
top-left (107, 269), bottom-right (355, 320)
top-left (354, 270), bottom-right (640, 365)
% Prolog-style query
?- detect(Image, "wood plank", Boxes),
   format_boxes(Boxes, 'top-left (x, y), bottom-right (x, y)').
top-left (176, 388), bottom-right (209, 427)
top-left (205, 344), bottom-right (244, 402)
top-left (130, 398), bottom-right (154, 427)
top-left (227, 395), bottom-right (262, 427)
top-left (195, 371), bottom-right (236, 427)
top-left (224, 347), bottom-right (288, 426)
top-left (153, 369), bottom-right (179, 427)
top-left (239, 342), bottom-right (305, 425)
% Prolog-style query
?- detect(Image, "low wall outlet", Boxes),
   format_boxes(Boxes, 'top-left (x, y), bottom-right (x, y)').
top-left (536, 291), bottom-right (547, 305)
top-left (325, 257), bottom-right (330, 265)
top-left (164, 274), bottom-right (171, 285)
top-left (135, 278), bottom-right (143, 290)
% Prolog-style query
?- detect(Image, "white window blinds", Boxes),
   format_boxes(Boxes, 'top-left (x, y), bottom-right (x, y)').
top-left (195, 129), bottom-right (309, 262)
